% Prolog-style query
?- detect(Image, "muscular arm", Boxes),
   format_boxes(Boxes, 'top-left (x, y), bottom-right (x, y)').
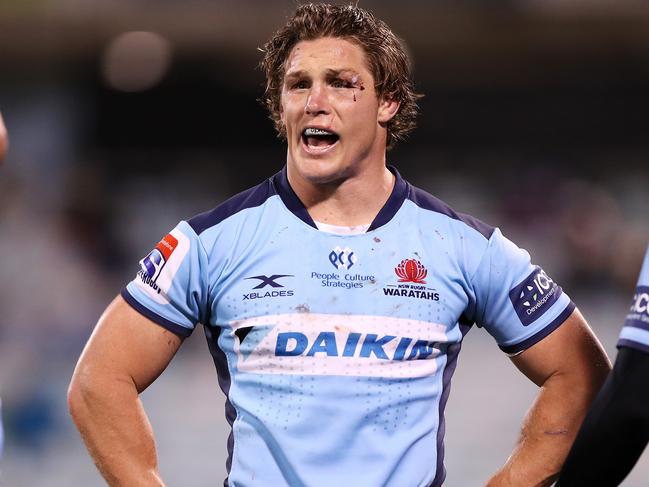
top-left (485, 309), bottom-right (611, 487)
top-left (555, 346), bottom-right (649, 486)
top-left (68, 296), bottom-right (183, 487)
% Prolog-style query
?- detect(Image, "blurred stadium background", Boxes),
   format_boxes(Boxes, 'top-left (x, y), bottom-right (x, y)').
top-left (1, 0), bottom-right (648, 485)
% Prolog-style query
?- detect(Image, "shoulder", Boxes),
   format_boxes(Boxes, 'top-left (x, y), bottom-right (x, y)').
top-left (405, 182), bottom-right (495, 240)
top-left (187, 176), bottom-right (277, 236)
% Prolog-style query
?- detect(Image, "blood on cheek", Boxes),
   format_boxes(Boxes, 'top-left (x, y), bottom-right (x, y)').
top-left (352, 85), bottom-right (365, 102)
top-left (350, 75), bottom-right (366, 102)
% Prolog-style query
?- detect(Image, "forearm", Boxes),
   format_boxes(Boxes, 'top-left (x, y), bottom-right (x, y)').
top-left (486, 372), bottom-right (600, 487)
top-left (68, 370), bottom-right (165, 487)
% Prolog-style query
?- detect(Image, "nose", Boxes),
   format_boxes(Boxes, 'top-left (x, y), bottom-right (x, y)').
top-left (304, 84), bottom-right (329, 116)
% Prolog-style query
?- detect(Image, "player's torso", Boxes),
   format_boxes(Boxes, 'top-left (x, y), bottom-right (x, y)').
top-left (199, 196), bottom-right (473, 487)
top-left (207, 197), bottom-right (472, 373)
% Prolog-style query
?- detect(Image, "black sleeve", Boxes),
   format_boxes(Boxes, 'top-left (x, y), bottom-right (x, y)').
top-left (556, 346), bottom-right (649, 487)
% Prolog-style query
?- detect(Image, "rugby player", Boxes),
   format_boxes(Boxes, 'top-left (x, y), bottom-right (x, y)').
top-left (0, 111), bottom-right (7, 459)
top-left (68, 4), bottom-right (611, 486)
top-left (557, 245), bottom-right (649, 486)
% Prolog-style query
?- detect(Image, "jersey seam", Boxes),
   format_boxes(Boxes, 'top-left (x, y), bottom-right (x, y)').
top-left (191, 178), bottom-right (277, 236)
top-left (221, 331), bottom-right (242, 484)
top-left (466, 230), bottom-right (494, 284)
top-left (405, 184), bottom-right (494, 241)
top-left (464, 228), bottom-right (495, 327)
top-left (183, 220), bottom-right (213, 324)
top-left (403, 186), bottom-right (491, 282)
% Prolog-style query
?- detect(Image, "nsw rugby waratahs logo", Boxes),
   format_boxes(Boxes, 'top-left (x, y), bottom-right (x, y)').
top-left (383, 258), bottom-right (439, 301)
top-left (395, 259), bottom-right (428, 284)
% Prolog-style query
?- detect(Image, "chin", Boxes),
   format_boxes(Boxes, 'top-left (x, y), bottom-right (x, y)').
top-left (291, 154), bottom-right (348, 186)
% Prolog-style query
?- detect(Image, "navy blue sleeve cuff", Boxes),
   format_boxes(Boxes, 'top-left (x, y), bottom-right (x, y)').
top-left (499, 301), bottom-right (576, 355)
top-left (618, 339), bottom-right (649, 355)
top-left (120, 288), bottom-right (194, 338)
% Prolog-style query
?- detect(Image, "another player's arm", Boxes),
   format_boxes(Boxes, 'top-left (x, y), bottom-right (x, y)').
top-left (0, 111), bottom-right (8, 163)
top-left (555, 346), bottom-right (649, 486)
top-left (68, 295), bottom-right (183, 487)
top-left (485, 309), bottom-right (611, 487)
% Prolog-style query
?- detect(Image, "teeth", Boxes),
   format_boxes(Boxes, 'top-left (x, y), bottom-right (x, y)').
top-left (304, 128), bottom-right (335, 136)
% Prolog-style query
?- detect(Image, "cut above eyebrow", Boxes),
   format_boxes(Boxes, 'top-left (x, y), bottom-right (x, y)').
top-left (325, 68), bottom-right (362, 78)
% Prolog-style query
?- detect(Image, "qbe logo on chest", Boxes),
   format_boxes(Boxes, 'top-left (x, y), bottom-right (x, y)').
top-left (509, 266), bottom-right (562, 326)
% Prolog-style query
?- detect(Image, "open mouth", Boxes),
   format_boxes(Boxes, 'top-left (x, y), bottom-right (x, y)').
top-left (301, 127), bottom-right (340, 152)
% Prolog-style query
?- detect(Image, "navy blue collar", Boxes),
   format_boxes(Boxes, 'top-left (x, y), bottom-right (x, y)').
top-left (271, 165), bottom-right (409, 232)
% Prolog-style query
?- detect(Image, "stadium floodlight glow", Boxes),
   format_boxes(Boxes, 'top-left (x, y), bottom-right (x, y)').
top-left (101, 31), bottom-right (173, 93)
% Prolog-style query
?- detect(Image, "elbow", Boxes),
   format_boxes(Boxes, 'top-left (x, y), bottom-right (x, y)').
top-left (67, 366), bottom-right (99, 424)
top-left (68, 365), bottom-right (137, 424)
top-left (67, 371), bottom-right (87, 423)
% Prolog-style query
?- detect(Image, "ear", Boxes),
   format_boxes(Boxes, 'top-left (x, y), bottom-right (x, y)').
top-left (377, 97), bottom-right (400, 124)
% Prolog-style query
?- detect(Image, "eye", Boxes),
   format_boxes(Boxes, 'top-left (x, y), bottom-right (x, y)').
top-left (290, 79), bottom-right (309, 90)
top-left (331, 78), bottom-right (352, 89)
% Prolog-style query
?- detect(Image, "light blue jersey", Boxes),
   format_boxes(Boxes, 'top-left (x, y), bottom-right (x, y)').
top-left (617, 245), bottom-right (649, 354)
top-left (123, 166), bottom-right (575, 487)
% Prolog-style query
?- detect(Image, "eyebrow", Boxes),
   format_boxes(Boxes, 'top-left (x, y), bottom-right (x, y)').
top-left (284, 68), bottom-right (363, 80)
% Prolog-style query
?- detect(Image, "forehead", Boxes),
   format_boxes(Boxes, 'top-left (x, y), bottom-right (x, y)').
top-left (284, 37), bottom-right (372, 78)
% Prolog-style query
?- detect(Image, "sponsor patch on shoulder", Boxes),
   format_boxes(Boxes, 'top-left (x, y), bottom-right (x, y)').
top-left (140, 233), bottom-right (179, 282)
top-left (135, 229), bottom-right (189, 304)
top-left (509, 266), bottom-right (562, 326)
top-left (624, 285), bottom-right (649, 330)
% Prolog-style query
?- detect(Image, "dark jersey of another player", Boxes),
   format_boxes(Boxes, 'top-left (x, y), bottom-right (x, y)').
top-left (557, 245), bottom-right (649, 487)
top-left (123, 166), bottom-right (575, 487)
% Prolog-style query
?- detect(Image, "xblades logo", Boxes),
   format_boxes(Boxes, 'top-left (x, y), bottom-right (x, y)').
top-left (245, 274), bottom-right (293, 289)
top-left (243, 274), bottom-right (294, 301)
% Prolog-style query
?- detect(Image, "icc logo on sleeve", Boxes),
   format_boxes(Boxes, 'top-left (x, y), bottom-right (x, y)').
top-left (509, 267), bottom-right (562, 326)
top-left (625, 286), bottom-right (649, 328)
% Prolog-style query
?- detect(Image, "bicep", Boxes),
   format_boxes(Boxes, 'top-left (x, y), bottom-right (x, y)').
top-left (74, 295), bottom-right (183, 393)
top-left (510, 309), bottom-right (610, 387)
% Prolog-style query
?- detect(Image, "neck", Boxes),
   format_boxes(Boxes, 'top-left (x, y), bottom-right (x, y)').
top-left (287, 161), bottom-right (395, 227)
